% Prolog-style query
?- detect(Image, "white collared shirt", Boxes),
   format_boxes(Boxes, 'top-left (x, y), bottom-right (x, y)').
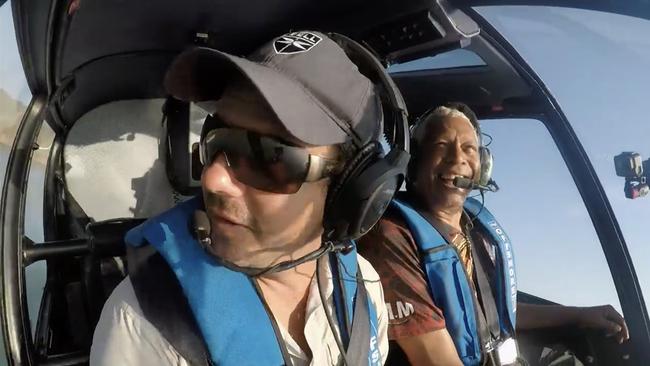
top-left (90, 255), bottom-right (388, 366)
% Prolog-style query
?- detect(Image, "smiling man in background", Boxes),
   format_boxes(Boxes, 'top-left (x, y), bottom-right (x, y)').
top-left (358, 102), bottom-right (628, 366)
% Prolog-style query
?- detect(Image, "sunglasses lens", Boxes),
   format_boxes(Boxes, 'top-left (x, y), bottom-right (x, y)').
top-left (201, 129), bottom-right (310, 194)
top-left (227, 151), bottom-right (307, 194)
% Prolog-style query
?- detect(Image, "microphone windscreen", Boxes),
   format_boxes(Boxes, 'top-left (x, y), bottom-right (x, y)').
top-left (193, 210), bottom-right (211, 235)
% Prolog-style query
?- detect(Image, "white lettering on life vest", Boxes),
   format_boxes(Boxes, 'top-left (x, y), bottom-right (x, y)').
top-left (386, 301), bottom-right (414, 321)
top-left (488, 221), bottom-right (517, 311)
top-left (369, 335), bottom-right (380, 365)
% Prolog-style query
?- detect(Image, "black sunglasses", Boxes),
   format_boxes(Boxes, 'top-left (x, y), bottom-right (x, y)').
top-left (199, 128), bottom-right (340, 194)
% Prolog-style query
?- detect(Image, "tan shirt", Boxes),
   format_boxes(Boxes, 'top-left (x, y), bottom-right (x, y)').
top-left (90, 255), bottom-right (388, 366)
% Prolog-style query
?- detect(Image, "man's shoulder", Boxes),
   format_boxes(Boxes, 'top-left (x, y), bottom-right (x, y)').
top-left (98, 276), bottom-right (148, 325)
top-left (91, 277), bottom-right (188, 366)
top-left (96, 276), bottom-right (182, 341)
top-left (363, 204), bottom-right (413, 241)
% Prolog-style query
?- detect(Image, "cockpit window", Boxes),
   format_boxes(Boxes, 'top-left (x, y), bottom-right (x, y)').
top-left (387, 49), bottom-right (485, 73)
top-left (481, 118), bottom-right (622, 311)
top-left (0, 2), bottom-right (31, 167)
top-left (477, 5), bottom-right (650, 311)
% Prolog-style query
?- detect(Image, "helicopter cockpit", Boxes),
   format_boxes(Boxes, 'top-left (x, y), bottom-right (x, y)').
top-left (1, 0), bottom-right (649, 365)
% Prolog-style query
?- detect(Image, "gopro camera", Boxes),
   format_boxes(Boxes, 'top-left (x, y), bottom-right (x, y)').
top-left (614, 152), bottom-right (643, 178)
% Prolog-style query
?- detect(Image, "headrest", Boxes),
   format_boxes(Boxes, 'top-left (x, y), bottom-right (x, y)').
top-left (64, 99), bottom-right (201, 221)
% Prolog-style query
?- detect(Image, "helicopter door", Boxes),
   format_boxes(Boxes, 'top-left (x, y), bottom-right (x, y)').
top-left (467, 5), bottom-right (650, 364)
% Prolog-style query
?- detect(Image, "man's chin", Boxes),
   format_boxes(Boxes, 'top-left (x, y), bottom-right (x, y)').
top-left (206, 238), bottom-right (256, 267)
top-left (430, 183), bottom-right (469, 205)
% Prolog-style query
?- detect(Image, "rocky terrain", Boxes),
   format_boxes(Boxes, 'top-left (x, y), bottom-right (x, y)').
top-left (0, 88), bottom-right (49, 166)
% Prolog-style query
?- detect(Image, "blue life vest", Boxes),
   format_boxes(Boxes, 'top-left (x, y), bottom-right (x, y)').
top-left (390, 198), bottom-right (517, 366)
top-left (125, 197), bottom-right (381, 366)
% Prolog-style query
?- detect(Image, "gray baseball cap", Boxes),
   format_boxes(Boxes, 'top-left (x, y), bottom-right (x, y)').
top-left (164, 31), bottom-right (381, 147)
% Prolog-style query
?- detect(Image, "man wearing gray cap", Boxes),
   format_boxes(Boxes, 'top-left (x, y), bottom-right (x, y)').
top-left (90, 31), bottom-right (409, 366)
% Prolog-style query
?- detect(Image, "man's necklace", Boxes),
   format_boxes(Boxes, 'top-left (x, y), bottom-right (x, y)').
top-left (451, 221), bottom-right (474, 282)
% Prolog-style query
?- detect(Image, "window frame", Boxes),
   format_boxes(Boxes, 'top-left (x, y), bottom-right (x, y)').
top-left (0, 1), bottom-right (43, 364)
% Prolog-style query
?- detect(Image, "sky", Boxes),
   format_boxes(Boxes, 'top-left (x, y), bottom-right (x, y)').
top-left (476, 5), bottom-right (650, 312)
top-left (1, 2), bottom-right (649, 362)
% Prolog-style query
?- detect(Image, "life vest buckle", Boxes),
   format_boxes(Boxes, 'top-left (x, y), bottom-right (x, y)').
top-left (493, 337), bottom-right (519, 366)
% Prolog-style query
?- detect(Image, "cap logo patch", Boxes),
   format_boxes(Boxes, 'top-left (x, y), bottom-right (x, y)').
top-left (274, 32), bottom-right (322, 54)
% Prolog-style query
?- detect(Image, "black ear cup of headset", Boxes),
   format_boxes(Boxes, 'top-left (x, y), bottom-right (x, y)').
top-left (325, 141), bottom-right (409, 242)
top-left (323, 33), bottom-right (410, 242)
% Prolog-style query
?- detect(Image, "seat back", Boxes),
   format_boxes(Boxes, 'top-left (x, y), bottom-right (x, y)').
top-left (61, 98), bottom-right (206, 343)
top-left (64, 98), bottom-right (205, 221)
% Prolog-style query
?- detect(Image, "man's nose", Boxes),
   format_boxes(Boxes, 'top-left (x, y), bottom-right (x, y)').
top-left (446, 141), bottom-right (466, 164)
top-left (202, 153), bottom-right (244, 196)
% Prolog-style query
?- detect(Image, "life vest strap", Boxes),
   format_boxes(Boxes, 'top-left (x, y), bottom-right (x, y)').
top-left (127, 245), bottom-right (211, 365)
top-left (389, 197), bottom-right (517, 365)
top-left (126, 197), bottom-right (381, 365)
top-left (471, 238), bottom-right (501, 348)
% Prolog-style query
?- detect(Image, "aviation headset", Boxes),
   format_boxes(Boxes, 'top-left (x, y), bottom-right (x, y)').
top-left (407, 102), bottom-right (493, 190)
top-left (195, 32), bottom-right (410, 245)
top-left (322, 33), bottom-right (410, 242)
